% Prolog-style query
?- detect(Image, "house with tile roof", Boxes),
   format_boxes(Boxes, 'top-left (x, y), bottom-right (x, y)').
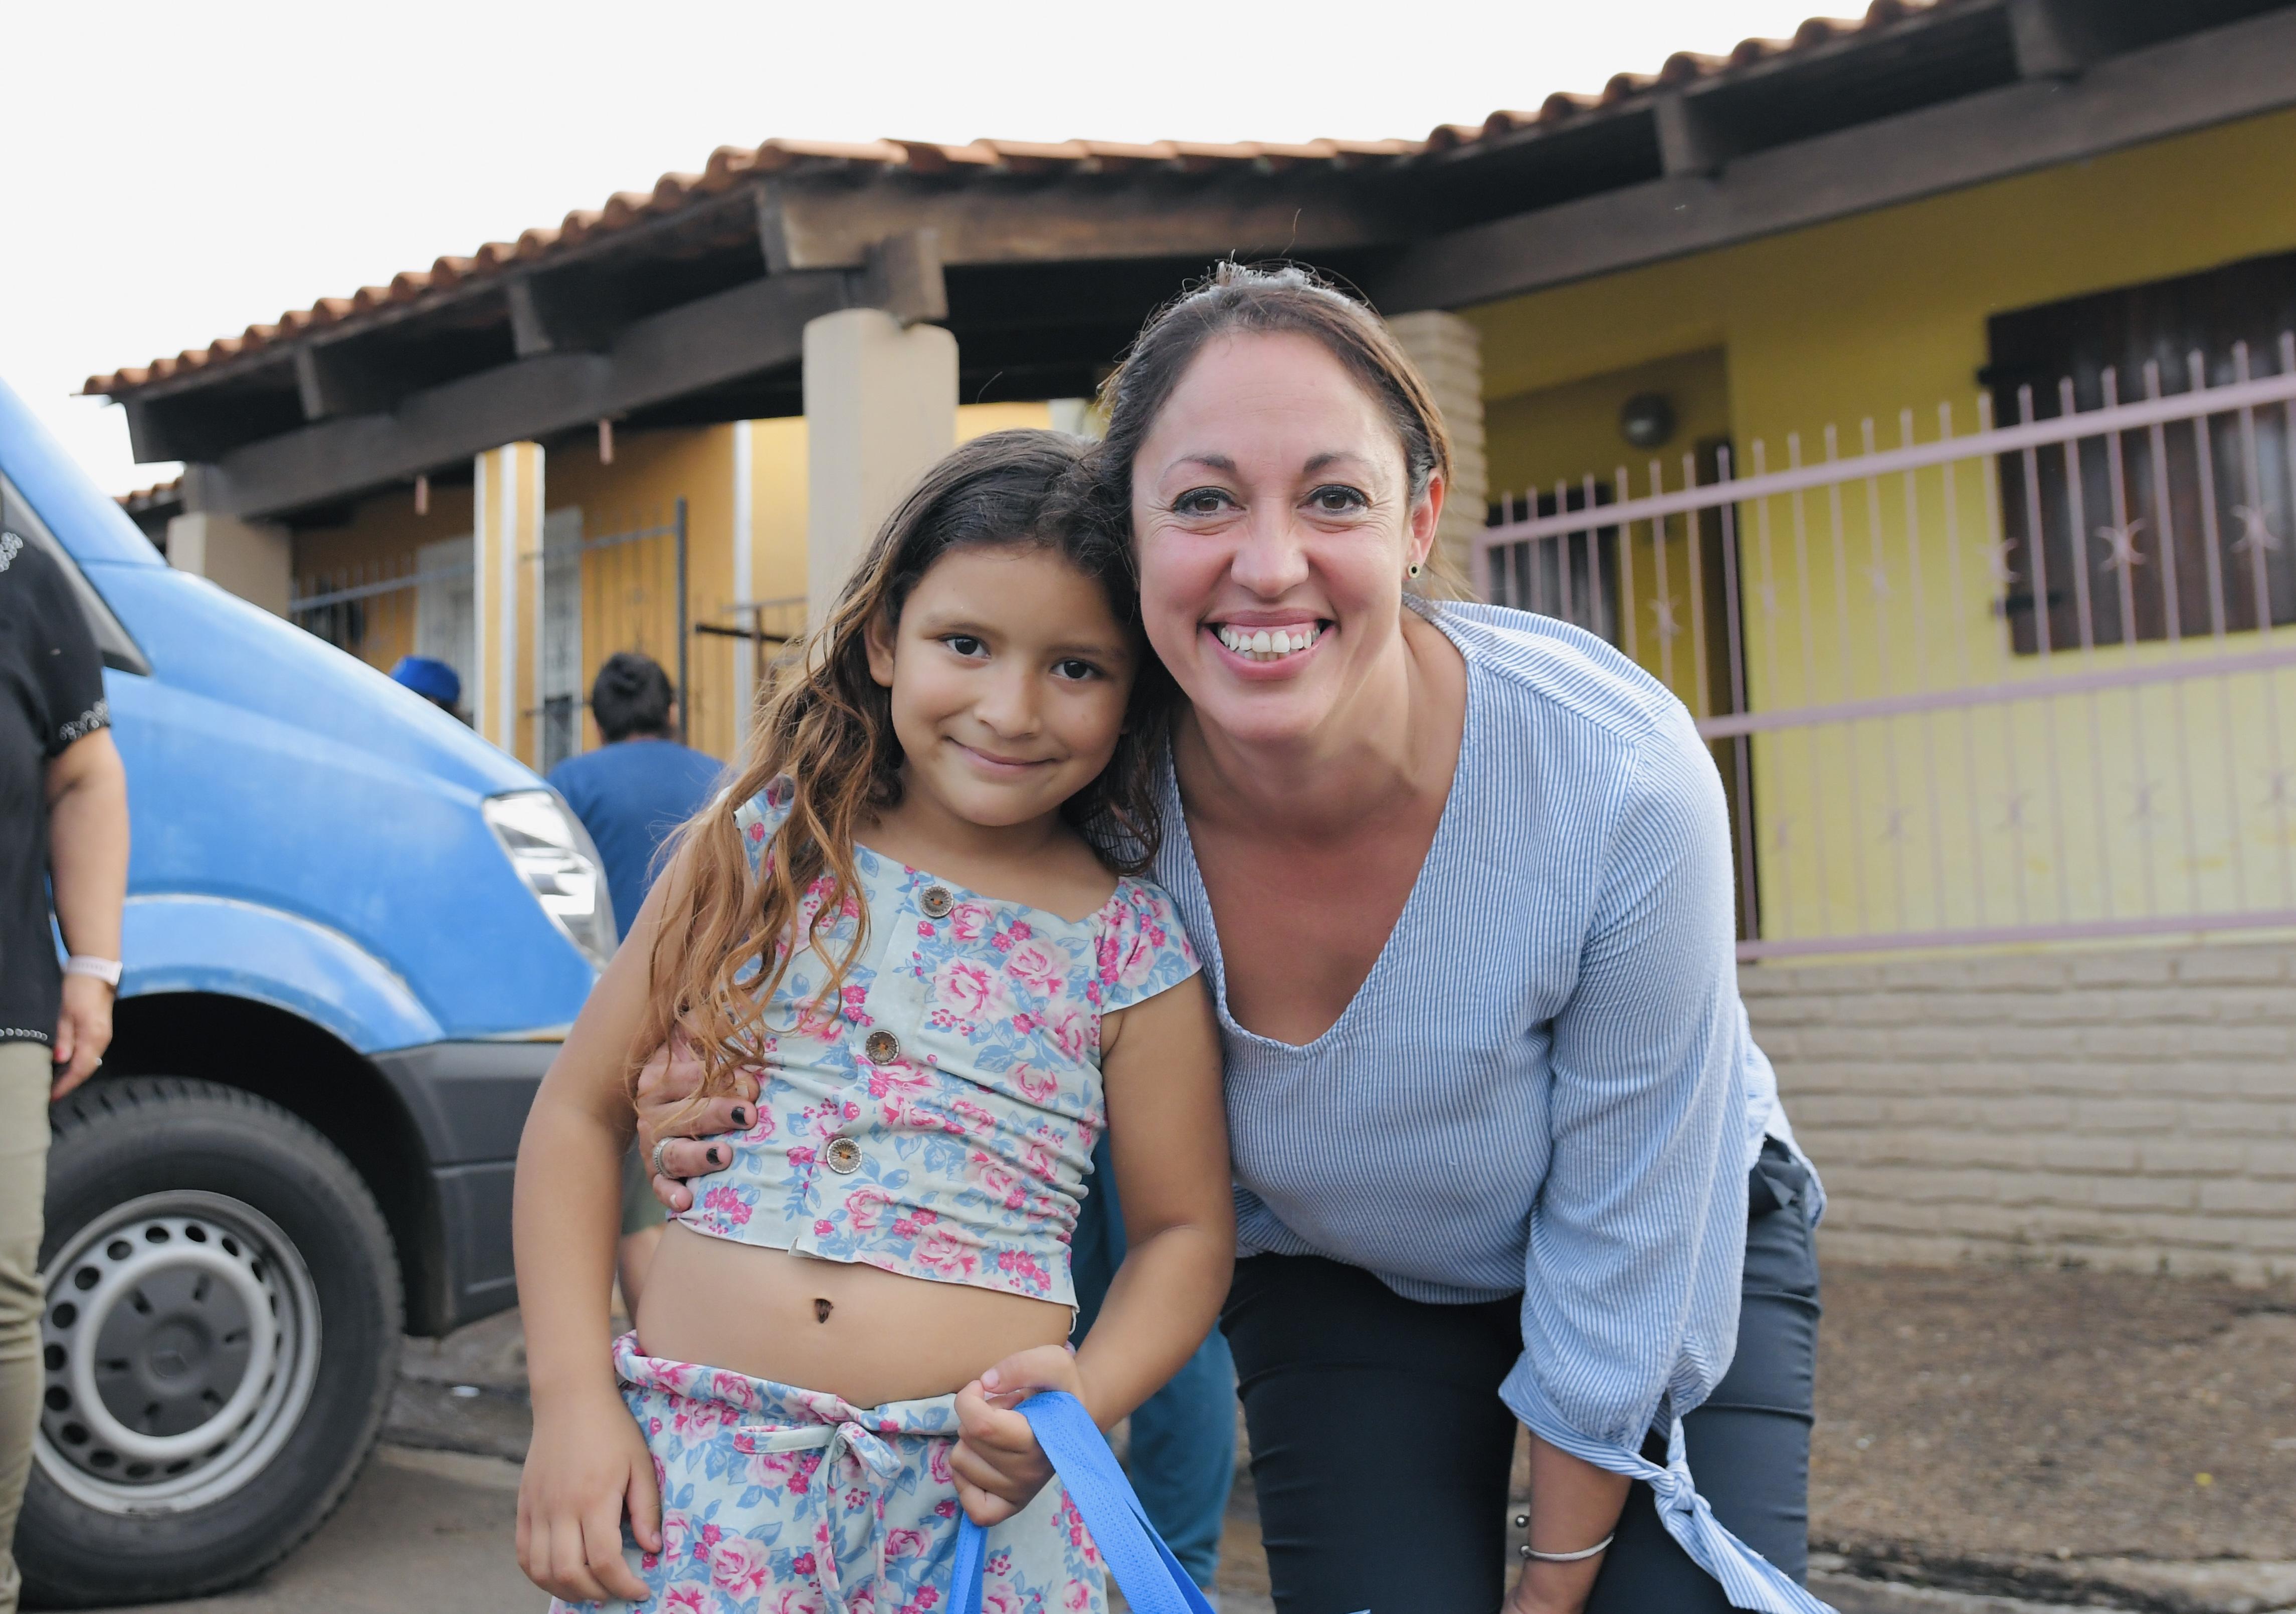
top-left (85, 0), bottom-right (2296, 1279)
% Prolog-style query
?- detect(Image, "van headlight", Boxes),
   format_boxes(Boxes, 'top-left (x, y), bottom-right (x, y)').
top-left (483, 791), bottom-right (617, 970)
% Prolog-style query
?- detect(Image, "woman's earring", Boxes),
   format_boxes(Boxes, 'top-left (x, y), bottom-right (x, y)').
top-left (1407, 562), bottom-right (1424, 579)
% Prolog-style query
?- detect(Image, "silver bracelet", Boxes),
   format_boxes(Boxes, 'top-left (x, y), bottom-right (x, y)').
top-left (1519, 1532), bottom-right (1614, 1563)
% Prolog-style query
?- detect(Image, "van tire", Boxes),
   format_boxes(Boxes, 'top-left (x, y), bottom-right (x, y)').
top-left (20, 1078), bottom-right (402, 1608)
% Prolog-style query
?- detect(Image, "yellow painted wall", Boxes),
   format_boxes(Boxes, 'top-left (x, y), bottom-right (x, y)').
top-left (546, 425), bottom-right (738, 760)
top-left (284, 400), bottom-right (1057, 768)
top-left (1465, 107), bottom-right (2296, 948)
top-left (956, 401), bottom-right (1054, 442)
top-left (291, 484), bottom-right (475, 678)
top-left (1486, 349), bottom-right (1733, 507)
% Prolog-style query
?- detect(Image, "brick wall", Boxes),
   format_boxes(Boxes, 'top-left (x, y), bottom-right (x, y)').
top-left (1385, 310), bottom-right (1487, 585)
top-left (1742, 942), bottom-right (2296, 1282)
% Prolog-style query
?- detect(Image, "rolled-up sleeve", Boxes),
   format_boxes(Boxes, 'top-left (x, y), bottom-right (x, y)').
top-left (1500, 705), bottom-right (1747, 1450)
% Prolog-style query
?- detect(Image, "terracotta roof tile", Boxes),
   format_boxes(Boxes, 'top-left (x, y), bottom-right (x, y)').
top-left (83, 0), bottom-right (1968, 400)
top-left (117, 476), bottom-right (182, 511)
top-left (1659, 51), bottom-right (1733, 84)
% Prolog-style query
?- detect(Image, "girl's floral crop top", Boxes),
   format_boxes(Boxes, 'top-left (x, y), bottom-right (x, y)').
top-left (673, 778), bottom-right (1202, 1308)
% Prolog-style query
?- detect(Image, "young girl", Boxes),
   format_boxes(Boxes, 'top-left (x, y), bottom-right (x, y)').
top-left (512, 431), bottom-right (1233, 1613)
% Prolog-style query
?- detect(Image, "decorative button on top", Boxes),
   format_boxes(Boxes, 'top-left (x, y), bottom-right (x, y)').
top-left (864, 1030), bottom-right (901, 1065)
top-left (824, 1137), bottom-right (863, 1174)
top-left (918, 885), bottom-right (954, 919)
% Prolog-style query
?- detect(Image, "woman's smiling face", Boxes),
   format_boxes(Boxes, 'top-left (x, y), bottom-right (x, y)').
top-left (1130, 331), bottom-right (1442, 749)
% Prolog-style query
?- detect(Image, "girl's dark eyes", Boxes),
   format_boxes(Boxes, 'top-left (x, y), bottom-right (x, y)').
top-left (942, 634), bottom-right (987, 658)
top-left (1307, 484), bottom-right (1369, 514)
top-left (1052, 658), bottom-right (1100, 681)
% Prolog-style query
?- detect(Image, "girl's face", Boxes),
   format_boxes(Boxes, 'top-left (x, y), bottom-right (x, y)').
top-left (1130, 331), bottom-right (1442, 751)
top-left (865, 544), bottom-right (1136, 833)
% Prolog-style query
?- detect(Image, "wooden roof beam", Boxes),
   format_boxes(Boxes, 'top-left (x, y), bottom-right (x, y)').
top-left (756, 174), bottom-right (1395, 272)
top-left (1375, 6), bottom-right (2296, 313)
top-left (186, 268), bottom-right (856, 520)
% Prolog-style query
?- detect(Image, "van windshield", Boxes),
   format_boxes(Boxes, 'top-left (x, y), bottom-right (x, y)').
top-left (1, 470), bottom-right (149, 674)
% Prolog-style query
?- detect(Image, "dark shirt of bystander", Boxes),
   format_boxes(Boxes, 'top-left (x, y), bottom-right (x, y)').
top-left (0, 532), bottom-right (109, 1045)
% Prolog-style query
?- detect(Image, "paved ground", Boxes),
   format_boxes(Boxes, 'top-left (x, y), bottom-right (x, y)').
top-left (70, 1261), bottom-right (2296, 1613)
top-left (1807, 1264), bottom-right (2296, 1610)
top-left (98, 1446), bottom-right (543, 1614)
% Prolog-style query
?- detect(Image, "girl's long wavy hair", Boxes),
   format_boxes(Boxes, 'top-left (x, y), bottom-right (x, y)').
top-left (638, 429), bottom-right (1171, 1098)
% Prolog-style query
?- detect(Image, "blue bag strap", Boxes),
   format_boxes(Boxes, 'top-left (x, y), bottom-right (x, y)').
top-left (946, 1391), bottom-right (1215, 1614)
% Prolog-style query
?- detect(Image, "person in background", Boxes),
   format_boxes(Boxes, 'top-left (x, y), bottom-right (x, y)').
top-left (389, 653), bottom-right (463, 717)
top-left (2, 534), bottom-right (129, 1614)
top-left (1068, 1136), bottom-right (1235, 1604)
top-left (544, 651), bottom-right (720, 1313)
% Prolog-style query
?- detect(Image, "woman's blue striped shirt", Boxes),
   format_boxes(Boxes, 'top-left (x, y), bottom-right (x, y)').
top-left (1150, 600), bottom-right (1828, 1613)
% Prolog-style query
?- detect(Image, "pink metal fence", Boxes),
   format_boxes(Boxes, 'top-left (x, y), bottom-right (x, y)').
top-left (1480, 340), bottom-right (2296, 961)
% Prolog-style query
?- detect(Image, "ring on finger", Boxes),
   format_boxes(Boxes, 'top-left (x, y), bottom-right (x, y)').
top-left (651, 1136), bottom-right (676, 1180)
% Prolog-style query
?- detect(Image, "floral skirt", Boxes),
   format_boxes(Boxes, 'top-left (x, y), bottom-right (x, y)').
top-left (549, 1333), bottom-right (1107, 1614)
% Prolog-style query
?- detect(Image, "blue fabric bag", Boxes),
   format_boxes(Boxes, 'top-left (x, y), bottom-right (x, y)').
top-left (946, 1392), bottom-right (1355, 1614)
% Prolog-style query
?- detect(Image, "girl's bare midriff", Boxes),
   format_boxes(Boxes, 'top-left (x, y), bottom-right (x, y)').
top-left (634, 1222), bottom-right (1073, 1407)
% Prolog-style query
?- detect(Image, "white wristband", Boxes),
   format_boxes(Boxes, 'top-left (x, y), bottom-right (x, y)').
top-left (64, 955), bottom-right (122, 987)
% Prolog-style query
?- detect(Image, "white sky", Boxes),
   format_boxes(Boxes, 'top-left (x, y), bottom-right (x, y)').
top-left (7, 0), bottom-right (1822, 496)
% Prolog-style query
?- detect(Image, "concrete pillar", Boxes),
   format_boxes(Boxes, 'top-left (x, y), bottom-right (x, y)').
top-left (166, 511), bottom-right (291, 616)
top-left (729, 418), bottom-right (811, 746)
top-left (732, 420), bottom-right (756, 741)
top-left (472, 441), bottom-right (545, 762)
top-left (1387, 311), bottom-right (1488, 591)
top-left (802, 308), bottom-right (957, 626)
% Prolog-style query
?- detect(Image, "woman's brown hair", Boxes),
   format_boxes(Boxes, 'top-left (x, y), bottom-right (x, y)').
top-left (640, 429), bottom-right (1171, 1097)
top-left (1094, 261), bottom-right (1462, 591)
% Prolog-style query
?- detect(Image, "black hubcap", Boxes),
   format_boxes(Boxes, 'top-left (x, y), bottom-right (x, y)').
top-left (90, 1268), bottom-right (254, 1438)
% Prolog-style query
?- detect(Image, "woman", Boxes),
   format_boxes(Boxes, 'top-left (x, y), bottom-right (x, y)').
top-left (1, 528), bottom-right (129, 1614)
top-left (642, 264), bottom-right (1824, 1614)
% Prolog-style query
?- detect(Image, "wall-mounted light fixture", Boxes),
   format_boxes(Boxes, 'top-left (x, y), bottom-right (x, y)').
top-left (1620, 391), bottom-right (1676, 450)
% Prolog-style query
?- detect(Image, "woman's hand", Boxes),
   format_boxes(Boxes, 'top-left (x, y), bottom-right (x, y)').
top-left (1500, 1433), bottom-right (1628, 1614)
top-left (949, 1344), bottom-right (1087, 1526)
top-left (51, 971), bottom-right (113, 1100)
top-left (634, 1040), bottom-right (759, 1212)
top-left (516, 1388), bottom-right (661, 1604)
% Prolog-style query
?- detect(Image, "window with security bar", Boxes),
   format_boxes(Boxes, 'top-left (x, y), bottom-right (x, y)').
top-left (1987, 249), bottom-right (2296, 657)
top-left (1475, 338), bottom-right (2296, 959)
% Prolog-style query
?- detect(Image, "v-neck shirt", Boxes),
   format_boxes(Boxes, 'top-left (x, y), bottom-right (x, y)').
top-left (1150, 598), bottom-right (1805, 1432)
top-left (1148, 600), bottom-right (1827, 1611)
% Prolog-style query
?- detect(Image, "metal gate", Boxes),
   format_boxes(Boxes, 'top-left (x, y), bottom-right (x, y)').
top-left (1481, 338), bottom-right (2296, 960)
top-left (528, 499), bottom-right (688, 771)
top-left (289, 547), bottom-right (470, 700)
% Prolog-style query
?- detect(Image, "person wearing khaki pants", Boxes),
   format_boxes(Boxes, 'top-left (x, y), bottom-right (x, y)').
top-left (1, 531), bottom-right (130, 1614)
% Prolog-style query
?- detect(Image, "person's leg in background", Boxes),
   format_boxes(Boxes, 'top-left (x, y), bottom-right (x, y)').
top-left (0, 1042), bottom-right (54, 1614)
top-left (1125, 1323), bottom-right (1237, 1587)
top-left (1072, 1134), bottom-right (1236, 1596)
top-left (1583, 1138), bottom-right (1823, 1611)
top-left (617, 1141), bottom-right (667, 1317)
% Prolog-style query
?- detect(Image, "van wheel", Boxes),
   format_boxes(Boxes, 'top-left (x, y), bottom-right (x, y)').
top-left (20, 1078), bottom-right (402, 1608)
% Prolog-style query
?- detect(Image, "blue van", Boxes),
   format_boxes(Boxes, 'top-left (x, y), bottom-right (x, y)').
top-left (2, 376), bottom-right (606, 1606)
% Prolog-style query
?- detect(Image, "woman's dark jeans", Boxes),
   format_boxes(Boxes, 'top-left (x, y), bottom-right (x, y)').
top-left (1220, 1142), bottom-right (1821, 1614)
